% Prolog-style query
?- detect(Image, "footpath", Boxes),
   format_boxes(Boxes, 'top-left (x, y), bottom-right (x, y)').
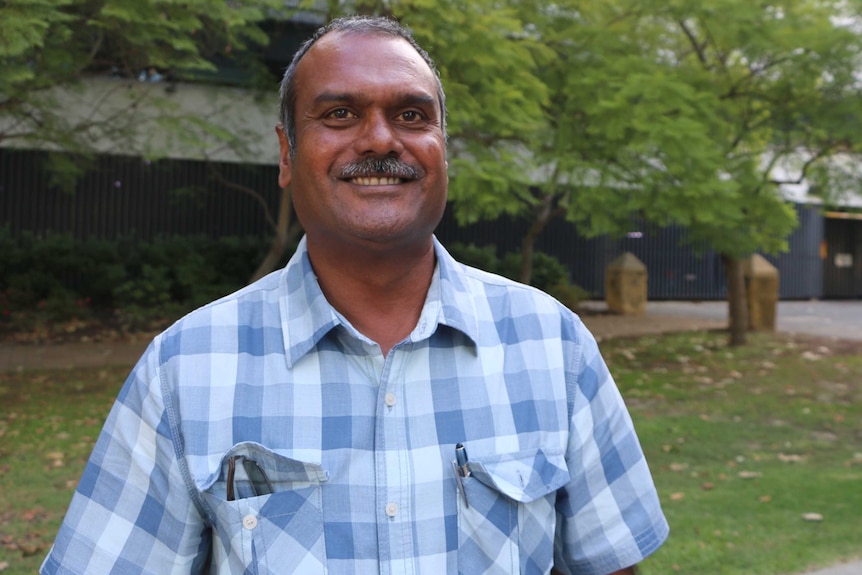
top-left (0, 302), bottom-right (859, 575)
top-left (0, 306), bottom-right (729, 372)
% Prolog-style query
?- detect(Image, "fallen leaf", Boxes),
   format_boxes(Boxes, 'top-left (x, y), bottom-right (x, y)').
top-left (701, 483), bottom-right (715, 491)
top-left (738, 471), bottom-right (763, 479)
top-left (778, 453), bottom-right (805, 463)
top-left (759, 495), bottom-right (772, 503)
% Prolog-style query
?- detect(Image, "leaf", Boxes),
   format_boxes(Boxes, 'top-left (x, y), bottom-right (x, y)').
top-left (738, 471), bottom-right (763, 479)
top-left (778, 453), bottom-right (806, 463)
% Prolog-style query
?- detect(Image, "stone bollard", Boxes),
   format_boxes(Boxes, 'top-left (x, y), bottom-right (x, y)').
top-left (744, 254), bottom-right (779, 331)
top-left (605, 252), bottom-right (647, 316)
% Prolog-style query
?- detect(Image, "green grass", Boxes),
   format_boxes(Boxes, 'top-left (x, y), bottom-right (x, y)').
top-left (0, 366), bottom-right (128, 574)
top-left (601, 332), bottom-right (862, 575)
top-left (0, 332), bottom-right (860, 574)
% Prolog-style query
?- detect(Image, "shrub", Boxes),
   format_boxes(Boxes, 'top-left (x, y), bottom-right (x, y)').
top-left (0, 230), bottom-right (279, 334)
top-left (446, 240), bottom-right (591, 310)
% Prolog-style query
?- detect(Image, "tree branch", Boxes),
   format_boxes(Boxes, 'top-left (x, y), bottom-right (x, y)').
top-left (677, 19), bottom-right (709, 67)
top-left (208, 166), bottom-right (278, 231)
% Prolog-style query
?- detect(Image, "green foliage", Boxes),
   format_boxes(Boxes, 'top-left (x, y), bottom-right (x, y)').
top-left (0, 228), bottom-right (278, 333)
top-left (336, 0), bottom-right (862, 278)
top-left (0, 0), bottom-right (283, 151)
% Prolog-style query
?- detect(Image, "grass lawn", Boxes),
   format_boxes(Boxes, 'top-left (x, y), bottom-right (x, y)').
top-left (0, 330), bottom-right (860, 574)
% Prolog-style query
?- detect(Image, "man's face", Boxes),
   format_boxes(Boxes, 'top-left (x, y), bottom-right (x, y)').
top-left (277, 31), bottom-right (448, 252)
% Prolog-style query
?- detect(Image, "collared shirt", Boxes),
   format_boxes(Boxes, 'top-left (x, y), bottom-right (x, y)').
top-left (42, 236), bottom-right (668, 575)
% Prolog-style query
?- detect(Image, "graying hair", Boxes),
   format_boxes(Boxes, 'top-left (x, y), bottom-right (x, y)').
top-left (278, 15), bottom-right (448, 158)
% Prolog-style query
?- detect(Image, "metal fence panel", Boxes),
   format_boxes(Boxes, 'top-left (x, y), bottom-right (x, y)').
top-left (1, 149), bottom-right (827, 300)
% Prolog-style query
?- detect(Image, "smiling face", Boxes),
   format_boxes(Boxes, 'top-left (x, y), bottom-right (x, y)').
top-left (277, 31), bottom-right (448, 255)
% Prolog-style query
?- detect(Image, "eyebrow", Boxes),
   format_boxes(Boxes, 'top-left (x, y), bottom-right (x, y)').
top-left (312, 91), bottom-right (437, 108)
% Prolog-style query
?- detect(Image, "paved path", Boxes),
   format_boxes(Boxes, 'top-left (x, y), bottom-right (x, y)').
top-left (3, 300), bottom-right (861, 372)
top-left (643, 300), bottom-right (862, 341)
top-left (794, 561), bottom-right (862, 575)
top-left (0, 311), bottom-right (730, 372)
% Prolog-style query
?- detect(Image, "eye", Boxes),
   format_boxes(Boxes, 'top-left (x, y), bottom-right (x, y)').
top-left (327, 108), bottom-right (355, 120)
top-left (399, 110), bottom-right (424, 123)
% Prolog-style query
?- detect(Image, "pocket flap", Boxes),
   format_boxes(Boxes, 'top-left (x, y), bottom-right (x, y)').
top-left (468, 448), bottom-right (570, 503)
top-left (202, 441), bottom-right (328, 492)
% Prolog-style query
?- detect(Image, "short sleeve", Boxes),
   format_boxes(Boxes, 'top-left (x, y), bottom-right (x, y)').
top-left (553, 320), bottom-right (669, 575)
top-left (41, 340), bottom-right (209, 575)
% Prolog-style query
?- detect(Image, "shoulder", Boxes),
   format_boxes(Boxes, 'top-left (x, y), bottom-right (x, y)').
top-left (436, 244), bottom-right (589, 348)
top-left (152, 267), bottom-right (287, 362)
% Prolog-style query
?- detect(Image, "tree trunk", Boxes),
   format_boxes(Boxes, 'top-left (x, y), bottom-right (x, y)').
top-left (249, 187), bottom-right (302, 283)
top-left (520, 192), bottom-right (561, 284)
top-left (721, 253), bottom-right (749, 346)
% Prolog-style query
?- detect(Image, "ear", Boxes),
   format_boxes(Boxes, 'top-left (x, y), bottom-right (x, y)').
top-left (276, 123), bottom-right (292, 189)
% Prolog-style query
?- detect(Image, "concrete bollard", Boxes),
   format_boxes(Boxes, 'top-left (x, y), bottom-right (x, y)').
top-left (605, 252), bottom-right (648, 316)
top-left (744, 254), bottom-right (779, 331)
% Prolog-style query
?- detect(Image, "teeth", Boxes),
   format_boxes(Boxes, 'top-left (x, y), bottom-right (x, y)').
top-left (350, 177), bottom-right (401, 186)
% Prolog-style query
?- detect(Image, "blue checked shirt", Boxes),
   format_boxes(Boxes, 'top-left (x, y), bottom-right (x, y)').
top-left (42, 236), bottom-right (668, 575)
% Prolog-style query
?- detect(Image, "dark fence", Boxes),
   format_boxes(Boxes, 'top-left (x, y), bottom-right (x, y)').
top-left (1, 148), bottom-right (825, 300)
top-left (0, 149), bottom-right (280, 240)
top-left (437, 203), bottom-right (823, 300)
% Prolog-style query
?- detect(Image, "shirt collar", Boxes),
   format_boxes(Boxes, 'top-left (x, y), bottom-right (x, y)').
top-left (279, 236), bottom-right (480, 367)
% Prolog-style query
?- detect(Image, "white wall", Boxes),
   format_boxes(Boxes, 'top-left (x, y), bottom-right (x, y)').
top-left (0, 76), bottom-right (281, 165)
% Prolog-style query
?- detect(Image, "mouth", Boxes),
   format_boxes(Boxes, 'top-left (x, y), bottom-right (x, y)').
top-left (348, 176), bottom-right (405, 186)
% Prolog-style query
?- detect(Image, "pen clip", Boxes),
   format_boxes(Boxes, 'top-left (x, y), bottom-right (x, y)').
top-left (455, 442), bottom-right (470, 478)
top-left (452, 461), bottom-right (469, 508)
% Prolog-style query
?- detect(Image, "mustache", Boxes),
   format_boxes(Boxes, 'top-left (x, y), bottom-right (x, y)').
top-left (339, 157), bottom-right (422, 180)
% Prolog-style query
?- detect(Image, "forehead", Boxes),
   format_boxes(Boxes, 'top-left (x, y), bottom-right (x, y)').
top-left (294, 31), bottom-right (439, 106)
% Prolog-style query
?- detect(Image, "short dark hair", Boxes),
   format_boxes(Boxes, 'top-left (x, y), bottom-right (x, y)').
top-left (278, 15), bottom-right (447, 158)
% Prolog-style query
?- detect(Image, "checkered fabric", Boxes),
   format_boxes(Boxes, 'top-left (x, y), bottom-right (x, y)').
top-left (42, 236), bottom-right (668, 575)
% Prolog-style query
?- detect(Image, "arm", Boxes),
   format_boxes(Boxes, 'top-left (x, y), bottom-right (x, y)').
top-left (41, 343), bottom-right (209, 574)
top-left (553, 318), bottom-right (667, 574)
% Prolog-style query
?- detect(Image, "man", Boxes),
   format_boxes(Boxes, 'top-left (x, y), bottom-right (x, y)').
top-left (42, 15), bottom-right (668, 575)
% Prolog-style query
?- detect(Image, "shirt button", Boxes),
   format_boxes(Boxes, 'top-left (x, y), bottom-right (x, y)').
top-left (385, 502), bottom-right (399, 517)
top-left (384, 393), bottom-right (397, 407)
top-left (242, 515), bottom-right (258, 530)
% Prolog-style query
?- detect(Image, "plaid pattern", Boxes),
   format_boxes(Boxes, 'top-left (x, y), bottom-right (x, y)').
top-left (42, 236), bottom-right (668, 575)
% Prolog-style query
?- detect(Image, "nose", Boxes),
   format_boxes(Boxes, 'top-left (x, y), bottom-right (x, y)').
top-left (354, 110), bottom-right (404, 157)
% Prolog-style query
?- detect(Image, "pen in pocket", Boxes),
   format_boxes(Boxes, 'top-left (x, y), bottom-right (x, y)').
top-left (453, 443), bottom-right (470, 508)
top-left (226, 455), bottom-right (274, 501)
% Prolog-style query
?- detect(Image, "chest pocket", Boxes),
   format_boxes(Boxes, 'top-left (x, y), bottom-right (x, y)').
top-left (457, 448), bottom-right (570, 575)
top-left (201, 442), bottom-right (328, 575)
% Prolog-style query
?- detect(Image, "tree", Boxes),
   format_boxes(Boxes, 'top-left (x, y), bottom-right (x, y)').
top-left (372, 0), bottom-right (862, 346)
top-left (645, 0), bottom-right (862, 344)
top-left (0, 0), bottom-right (280, 166)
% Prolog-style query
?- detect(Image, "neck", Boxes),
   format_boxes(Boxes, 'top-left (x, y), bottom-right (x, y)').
top-left (306, 237), bottom-right (437, 355)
